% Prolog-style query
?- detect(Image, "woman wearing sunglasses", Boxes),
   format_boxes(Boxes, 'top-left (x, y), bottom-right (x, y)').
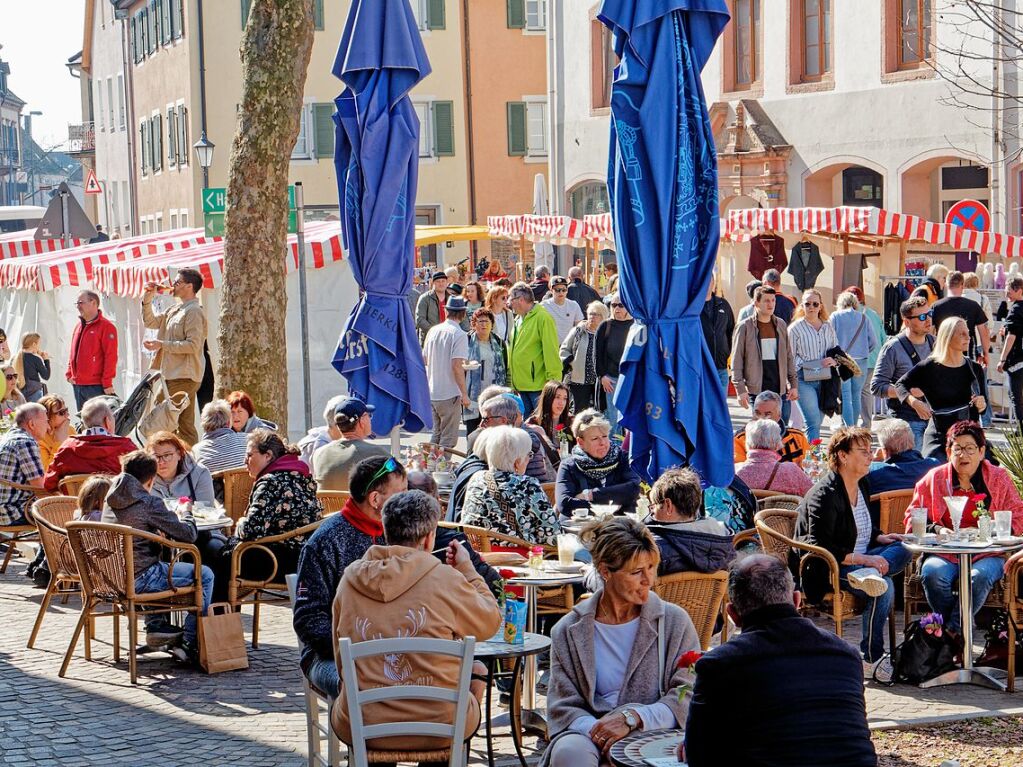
top-left (37, 395), bottom-right (77, 470)
top-left (787, 289), bottom-right (838, 441)
top-left (1, 366), bottom-right (27, 414)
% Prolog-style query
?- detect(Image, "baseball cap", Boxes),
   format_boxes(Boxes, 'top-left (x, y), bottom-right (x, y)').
top-left (335, 396), bottom-right (375, 422)
top-left (551, 276), bottom-right (569, 288)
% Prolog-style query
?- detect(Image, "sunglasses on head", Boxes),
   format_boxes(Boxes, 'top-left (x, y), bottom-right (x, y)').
top-left (364, 456), bottom-right (400, 492)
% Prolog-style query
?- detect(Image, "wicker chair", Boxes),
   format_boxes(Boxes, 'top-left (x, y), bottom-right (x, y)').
top-left (654, 571), bottom-right (728, 650)
top-left (26, 496), bottom-right (81, 649)
top-left (754, 509), bottom-right (897, 650)
top-left (0, 477), bottom-right (51, 573)
top-left (1008, 557), bottom-right (1023, 693)
top-left (870, 490), bottom-right (914, 535)
top-left (316, 490), bottom-right (350, 517)
top-left (227, 519), bottom-right (324, 648)
top-left (540, 482), bottom-right (557, 507)
top-left (58, 473), bottom-right (94, 497)
top-left (755, 494), bottom-right (802, 514)
top-left (212, 467), bottom-right (255, 524)
top-left (62, 520), bottom-right (204, 684)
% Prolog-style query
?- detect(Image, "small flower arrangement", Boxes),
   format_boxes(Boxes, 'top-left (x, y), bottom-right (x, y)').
top-left (972, 495), bottom-right (990, 519)
top-left (676, 650), bottom-right (703, 701)
top-left (920, 612), bottom-right (944, 638)
top-left (554, 423), bottom-right (571, 444)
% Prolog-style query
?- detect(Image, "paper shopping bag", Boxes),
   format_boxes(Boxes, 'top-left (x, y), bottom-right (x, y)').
top-left (199, 602), bottom-right (249, 674)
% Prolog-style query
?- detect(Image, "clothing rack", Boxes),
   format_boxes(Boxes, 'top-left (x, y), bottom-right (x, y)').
top-left (879, 275), bottom-right (921, 281)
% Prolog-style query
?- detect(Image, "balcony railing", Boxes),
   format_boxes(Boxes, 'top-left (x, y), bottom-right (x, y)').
top-left (0, 147), bottom-right (19, 169)
top-left (68, 122), bottom-right (96, 154)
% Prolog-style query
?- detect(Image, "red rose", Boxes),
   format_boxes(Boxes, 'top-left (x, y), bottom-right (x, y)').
top-left (555, 423), bottom-right (565, 431)
top-left (499, 568), bottom-right (517, 580)
top-left (810, 438), bottom-right (822, 446)
top-left (971, 494), bottom-right (986, 503)
top-left (677, 650), bottom-right (703, 670)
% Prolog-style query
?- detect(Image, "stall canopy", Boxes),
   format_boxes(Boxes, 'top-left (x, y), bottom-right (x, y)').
top-left (415, 225), bottom-right (491, 247)
top-left (488, 214), bottom-right (588, 246)
top-left (0, 231), bottom-right (85, 259)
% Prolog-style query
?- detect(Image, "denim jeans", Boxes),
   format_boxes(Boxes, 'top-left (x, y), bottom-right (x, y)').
top-left (134, 560), bottom-right (214, 645)
top-left (518, 390), bottom-right (542, 419)
top-left (716, 368), bottom-right (729, 400)
top-left (306, 657), bottom-right (340, 698)
top-left (72, 384), bottom-right (107, 412)
top-left (839, 542), bottom-right (913, 662)
top-left (859, 367), bottom-right (875, 427)
top-left (796, 372), bottom-right (825, 442)
top-left (908, 419), bottom-right (927, 454)
top-left (920, 555), bottom-right (1006, 633)
top-left (841, 358), bottom-right (868, 427)
top-left (603, 375), bottom-right (622, 438)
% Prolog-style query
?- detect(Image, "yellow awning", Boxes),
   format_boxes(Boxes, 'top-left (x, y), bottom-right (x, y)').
top-left (414, 225), bottom-right (492, 247)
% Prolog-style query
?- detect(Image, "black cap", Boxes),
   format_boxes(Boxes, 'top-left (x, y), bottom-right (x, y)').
top-left (431, 270), bottom-right (448, 282)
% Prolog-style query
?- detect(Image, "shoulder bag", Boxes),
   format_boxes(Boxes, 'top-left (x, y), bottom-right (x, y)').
top-left (138, 375), bottom-right (189, 438)
top-left (881, 618), bottom-right (958, 686)
top-left (802, 359), bottom-right (832, 382)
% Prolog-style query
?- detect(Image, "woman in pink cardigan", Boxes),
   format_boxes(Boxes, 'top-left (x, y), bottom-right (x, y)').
top-left (906, 421), bottom-right (1023, 633)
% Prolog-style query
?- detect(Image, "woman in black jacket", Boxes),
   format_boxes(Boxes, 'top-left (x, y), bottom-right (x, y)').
top-left (594, 294), bottom-right (633, 437)
top-left (555, 409), bottom-right (640, 518)
top-left (794, 426), bottom-right (911, 669)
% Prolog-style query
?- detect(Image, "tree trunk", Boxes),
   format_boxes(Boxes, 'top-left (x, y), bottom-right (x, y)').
top-left (218, 0), bottom-right (315, 437)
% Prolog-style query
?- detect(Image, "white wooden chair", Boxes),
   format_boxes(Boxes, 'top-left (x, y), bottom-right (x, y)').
top-left (286, 574), bottom-right (344, 767)
top-left (337, 635), bottom-right (477, 767)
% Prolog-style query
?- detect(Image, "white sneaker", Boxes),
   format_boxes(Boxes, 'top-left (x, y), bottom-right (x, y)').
top-left (862, 658), bottom-right (876, 682)
top-left (847, 567), bottom-right (889, 597)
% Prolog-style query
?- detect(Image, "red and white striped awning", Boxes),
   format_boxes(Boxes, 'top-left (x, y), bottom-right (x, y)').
top-left (583, 213), bottom-right (614, 243)
top-left (723, 205), bottom-right (1023, 258)
top-left (93, 221), bottom-right (345, 297)
top-left (0, 231), bottom-right (86, 259)
top-left (487, 215), bottom-right (587, 246)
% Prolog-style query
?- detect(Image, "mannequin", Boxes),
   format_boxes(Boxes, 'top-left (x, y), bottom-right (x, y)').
top-left (981, 262), bottom-right (995, 289)
top-left (1009, 261), bottom-right (1021, 278)
top-left (995, 262), bottom-right (1007, 290)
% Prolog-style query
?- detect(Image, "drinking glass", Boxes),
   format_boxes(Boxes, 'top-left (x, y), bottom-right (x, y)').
top-left (994, 510), bottom-right (1013, 539)
top-left (943, 495), bottom-right (967, 537)
top-left (557, 534), bottom-right (578, 566)
top-left (911, 508), bottom-right (928, 539)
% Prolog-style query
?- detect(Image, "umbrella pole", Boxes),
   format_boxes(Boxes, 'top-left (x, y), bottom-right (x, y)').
top-left (390, 425), bottom-right (400, 458)
top-left (295, 183), bottom-right (313, 432)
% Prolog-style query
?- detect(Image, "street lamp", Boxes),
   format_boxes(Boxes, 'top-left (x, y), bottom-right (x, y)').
top-left (193, 131), bottom-right (215, 188)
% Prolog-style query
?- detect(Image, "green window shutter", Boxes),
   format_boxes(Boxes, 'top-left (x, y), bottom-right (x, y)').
top-left (506, 102), bottom-right (526, 156)
top-left (140, 121), bottom-right (148, 175)
top-left (313, 103), bottom-right (335, 159)
top-left (170, 0), bottom-right (182, 39)
top-left (152, 115), bottom-right (163, 172)
top-left (167, 108), bottom-right (177, 166)
top-left (177, 105), bottom-right (189, 164)
top-left (313, 0), bottom-right (324, 30)
top-left (432, 101), bottom-right (454, 157)
top-left (148, 4), bottom-right (157, 54)
top-left (176, 0), bottom-right (185, 38)
top-left (241, 0), bottom-right (251, 27)
top-left (161, 0), bottom-right (172, 44)
top-left (507, 0), bottom-right (525, 29)
top-left (427, 0), bottom-right (446, 30)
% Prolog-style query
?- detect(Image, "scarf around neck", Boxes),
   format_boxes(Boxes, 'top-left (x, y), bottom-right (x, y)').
top-left (571, 441), bottom-right (621, 482)
top-left (341, 497), bottom-right (384, 537)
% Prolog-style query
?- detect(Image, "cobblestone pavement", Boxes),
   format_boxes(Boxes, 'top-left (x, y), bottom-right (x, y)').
top-left (3, 554), bottom-right (1023, 767)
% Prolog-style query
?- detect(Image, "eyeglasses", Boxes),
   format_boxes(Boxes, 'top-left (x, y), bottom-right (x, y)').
top-left (365, 456), bottom-right (400, 492)
top-left (950, 443), bottom-right (980, 456)
top-left (803, 301), bottom-right (821, 308)
top-left (4, 374), bottom-right (16, 380)
top-left (911, 311), bottom-right (932, 321)
top-left (610, 303), bottom-right (624, 309)
top-left (53, 408), bottom-right (69, 417)
top-left (154, 451), bottom-right (179, 463)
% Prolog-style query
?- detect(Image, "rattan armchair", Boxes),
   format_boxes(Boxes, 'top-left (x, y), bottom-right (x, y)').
top-left (870, 490), bottom-right (914, 535)
top-left (754, 509), bottom-right (897, 651)
top-left (755, 494), bottom-right (803, 514)
top-left (0, 477), bottom-right (52, 573)
top-left (211, 467), bottom-right (255, 524)
top-left (58, 473), bottom-right (95, 497)
top-left (654, 571), bottom-right (728, 650)
top-left (540, 482), bottom-right (556, 507)
top-left (1008, 556), bottom-right (1023, 693)
top-left (26, 496), bottom-right (81, 649)
top-left (316, 490), bottom-right (350, 516)
top-left (227, 519), bottom-right (324, 648)
top-left (62, 520), bottom-right (204, 684)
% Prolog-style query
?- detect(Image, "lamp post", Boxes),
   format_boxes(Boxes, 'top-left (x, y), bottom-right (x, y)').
top-left (193, 131), bottom-right (214, 189)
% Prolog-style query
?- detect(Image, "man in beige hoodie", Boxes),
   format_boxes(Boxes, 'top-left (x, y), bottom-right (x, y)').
top-left (331, 489), bottom-right (502, 753)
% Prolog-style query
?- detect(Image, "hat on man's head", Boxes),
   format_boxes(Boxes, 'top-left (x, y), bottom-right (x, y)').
top-left (501, 393), bottom-right (525, 415)
top-left (447, 283), bottom-right (464, 296)
top-left (551, 276), bottom-right (569, 288)
top-left (431, 270), bottom-right (448, 282)
top-left (335, 396), bottom-right (375, 422)
top-left (445, 295), bottom-right (468, 312)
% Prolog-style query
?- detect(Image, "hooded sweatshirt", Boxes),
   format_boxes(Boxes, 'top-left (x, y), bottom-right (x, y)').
top-left (43, 432), bottom-right (137, 491)
top-left (151, 454), bottom-right (216, 503)
top-left (101, 473), bottom-right (197, 573)
top-left (239, 453), bottom-right (322, 545)
top-left (331, 545), bottom-right (502, 750)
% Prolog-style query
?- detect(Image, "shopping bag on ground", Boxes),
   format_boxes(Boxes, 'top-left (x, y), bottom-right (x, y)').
top-left (138, 375), bottom-right (188, 437)
top-left (199, 602), bottom-right (249, 674)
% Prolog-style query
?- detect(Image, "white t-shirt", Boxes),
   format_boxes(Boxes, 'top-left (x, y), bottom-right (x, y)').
top-left (541, 297), bottom-right (584, 343)
top-left (423, 319), bottom-right (469, 401)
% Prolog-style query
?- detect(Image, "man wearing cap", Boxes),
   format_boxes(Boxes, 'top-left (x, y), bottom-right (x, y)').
top-left (312, 397), bottom-right (388, 492)
top-left (415, 270), bottom-right (449, 344)
top-left (541, 276), bottom-right (585, 343)
top-left (423, 295), bottom-right (471, 448)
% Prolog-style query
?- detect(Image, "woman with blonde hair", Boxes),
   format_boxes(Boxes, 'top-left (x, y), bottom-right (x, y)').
top-left (897, 316), bottom-right (987, 459)
top-left (13, 333), bottom-right (50, 402)
top-left (485, 285), bottom-right (515, 345)
top-left (786, 289), bottom-right (838, 441)
top-left (1, 366), bottom-right (26, 413)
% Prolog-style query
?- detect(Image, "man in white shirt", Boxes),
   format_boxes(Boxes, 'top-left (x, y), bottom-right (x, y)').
top-left (423, 296), bottom-right (471, 448)
top-left (541, 276), bottom-right (584, 343)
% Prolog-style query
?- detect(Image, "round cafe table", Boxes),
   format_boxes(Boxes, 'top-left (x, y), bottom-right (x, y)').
top-left (609, 728), bottom-right (685, 767)
top-left (904, 536), bottom-right (1023, 690)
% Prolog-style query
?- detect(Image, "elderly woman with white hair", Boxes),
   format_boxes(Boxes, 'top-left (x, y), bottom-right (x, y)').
top-left (735, 419), bottom-right (812, 496)
top-left (831, 291), bottom-right (879, 428)
top-left (191, 399), bottom-right (250, 474)
top-left (460, 424), bottom-right (561, 545)
top-left (555, 409), bottom-right (641, 518)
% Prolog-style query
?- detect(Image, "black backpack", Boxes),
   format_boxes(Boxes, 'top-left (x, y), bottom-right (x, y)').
top-left (882, 618), bottom-right (958, 685)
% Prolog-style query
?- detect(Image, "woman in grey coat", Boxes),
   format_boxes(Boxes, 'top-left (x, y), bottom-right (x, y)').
top-left (542, 517), bottom-right (701, 767)
top-left (146, 431), bottom-right (216, 503)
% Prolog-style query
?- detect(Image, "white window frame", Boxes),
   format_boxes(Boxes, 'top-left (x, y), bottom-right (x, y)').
top-left (524, 97), bottom-right (548, 159)
top-left (525, 0), bottom-right (547, 32)
top-left (96, 84), bottom-right (105, 132)
top-left (117, 74), bottom-right (126, 131)
top-left (154, 212), bottom-right (163, 233)
top-left (410, 0), bottom-right (429, 31)
top-left (169, 209), bottom-right (178, 230)
top-left (291, 102), bottom-right (314, 160)
top-left (180, 210), bottom-right (188, 229)
top-left (107, 77), bottom-right (115, 133)
top-left (413, 100), bottom-right (433, 159)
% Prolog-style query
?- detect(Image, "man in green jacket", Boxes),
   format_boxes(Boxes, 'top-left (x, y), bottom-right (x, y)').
top-left (506, 282), bottom-right (562, 415)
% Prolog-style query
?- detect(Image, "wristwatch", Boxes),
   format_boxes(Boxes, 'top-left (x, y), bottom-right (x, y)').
top-left (622, 709), bottom-right (640, 731)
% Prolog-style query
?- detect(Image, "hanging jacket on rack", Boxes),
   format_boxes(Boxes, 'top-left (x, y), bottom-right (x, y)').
top-left (788, 240), bottom-right (824, 291)
top-left (747, 234), bottom-right (787, 279)
top-left (883, 282), bottom-right (904, 336)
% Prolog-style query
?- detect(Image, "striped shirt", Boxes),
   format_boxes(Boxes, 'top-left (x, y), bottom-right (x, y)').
top-left (191, 427), bottom-right (249, 475)
top-left (787, 318), bottom-right (838, 371)
top-left (852, 490), bottom-right (872, 554)
top-left (0, 427), bottom-right (45, 525)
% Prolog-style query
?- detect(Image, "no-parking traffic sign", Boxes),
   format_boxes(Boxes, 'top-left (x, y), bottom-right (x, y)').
top-left (944, 199), bottom-right (990, 232)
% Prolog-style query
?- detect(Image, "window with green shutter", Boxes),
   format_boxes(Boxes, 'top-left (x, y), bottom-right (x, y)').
top-left (176, 105), bottom-right (189, 165)
top-left (170, 0), bottom-right (183, 39)
top-left (313, 0), bottom-right (324, 30)
top-left (241, 0), bottom-right (251, 27)
top-left (507, 102), bottom-right (526, 156)
top-left (148, 4), bottom-right (158, 54)
top-left (432, 101), bottom-right (454, 157)
top-left (160, 0), bottom-right (171, 45)
top-left (140, 121), bottom-right (149, 176)
top-left (507, 0), bottom-right (525, 29)
top-left (167, 108), bottom-right (177, 167)
top-left (313, 103), bottom-right (335, 158)
top-left (427, 0), bottom-right (445, 30)
top-left (152, 114), bottom-right (163, 172)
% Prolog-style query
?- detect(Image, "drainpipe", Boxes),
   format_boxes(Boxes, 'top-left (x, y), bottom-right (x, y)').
top-left (120, 15), bottom-right (139, 234)
top-left (461, 0), bottom-right (478, 263)
top-left (991, 5), bottom-right (1002, 232)
top-left (546, 2), bottom-right (561, 216)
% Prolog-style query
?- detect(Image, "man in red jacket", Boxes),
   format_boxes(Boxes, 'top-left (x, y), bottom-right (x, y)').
top-left (44, 398), bottom-right (135, 492)
top-left (66, 290), bottom-right (118, 411)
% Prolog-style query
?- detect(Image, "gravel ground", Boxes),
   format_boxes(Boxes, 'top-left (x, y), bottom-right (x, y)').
top-left (874, 717), bottom-right (1023, 766)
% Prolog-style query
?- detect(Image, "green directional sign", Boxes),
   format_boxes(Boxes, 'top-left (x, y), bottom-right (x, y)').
top-left (203, 186), bottom-right (297, 236)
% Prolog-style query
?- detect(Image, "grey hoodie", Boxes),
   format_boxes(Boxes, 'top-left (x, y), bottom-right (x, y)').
top-left (101, 473), bottom-right (197, 573)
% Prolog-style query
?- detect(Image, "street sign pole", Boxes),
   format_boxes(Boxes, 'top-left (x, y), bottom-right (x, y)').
top-left (60, 190), bottom-right (70, 249)
top-left (295, 182), bottom-right (313, 432)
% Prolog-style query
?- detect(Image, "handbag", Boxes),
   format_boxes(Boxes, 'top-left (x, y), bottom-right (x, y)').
top-left (138, 375), bottom-right (189, 437)
top-left (199, 602), bottom-right (249, 674)
top-left (802, 359), bottom-right (832, 382)
top-left (886, 618), bottom-right (958, 685)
